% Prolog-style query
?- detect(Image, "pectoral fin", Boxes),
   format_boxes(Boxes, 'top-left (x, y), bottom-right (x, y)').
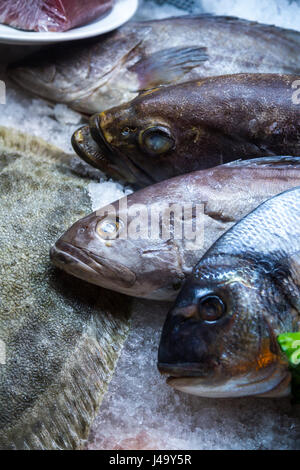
top-left (130, 47), bottom-right (209, 90)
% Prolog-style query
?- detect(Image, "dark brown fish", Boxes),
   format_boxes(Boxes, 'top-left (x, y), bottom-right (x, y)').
top-left (158, 186), bottom-right (300, 398)
top-left (50, 157), bottom-right (300, 301)
top-left (73, 74), bottom-right (300, 187)
top-left (9, 16), bottom-right (300, 114)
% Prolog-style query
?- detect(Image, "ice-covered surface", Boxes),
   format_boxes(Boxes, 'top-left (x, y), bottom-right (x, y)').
top-left (87, 300), bottom-right (300, 450)
top-left (1, 0), bottom-right (300, 451)
top-left (137, 0), bottom-right (300, 31)
top-left (0, 80), bottom-right (85, 153)
top-left (135, 1), bottom-right (191, 19)
top-left (88, 180), bottom-right (133, 211)
top-left (201, 0), bottom-right (300, 31)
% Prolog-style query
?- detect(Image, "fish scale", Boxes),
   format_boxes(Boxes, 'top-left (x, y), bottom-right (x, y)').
top-left (204, 187), bottom-right (300, 261)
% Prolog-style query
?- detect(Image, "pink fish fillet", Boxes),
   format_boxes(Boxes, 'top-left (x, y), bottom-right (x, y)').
top-left (0, 0), bottom-right (113, 32)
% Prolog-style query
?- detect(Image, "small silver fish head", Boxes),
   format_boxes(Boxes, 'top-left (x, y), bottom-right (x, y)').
top-left (158, 260), bottom-right (292, 398)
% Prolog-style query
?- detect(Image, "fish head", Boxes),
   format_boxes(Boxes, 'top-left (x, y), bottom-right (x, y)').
top-left (158, 258), bottom-right (291, 398)
top-left (74, 84), bottom-right (211, 186)
top-left (50, 199), bottom-right (186, 300)
top-left (9, 25), bottom-right (151, 113)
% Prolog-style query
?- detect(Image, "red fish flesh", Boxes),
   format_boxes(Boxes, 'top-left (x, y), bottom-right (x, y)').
top-left (0, 0), bottom-right (113, 32)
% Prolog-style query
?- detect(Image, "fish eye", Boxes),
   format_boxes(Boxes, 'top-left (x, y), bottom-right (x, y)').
top-left (96, 217), bottom-right (123, 240)
top-left (197, 295), bottom-right (226, 323)
top-left (140, 126), bottom-right (175, 155)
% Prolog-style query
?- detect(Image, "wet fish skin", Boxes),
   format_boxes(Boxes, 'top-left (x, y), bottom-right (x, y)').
top-left (0, 127), bottom-right (131, 449)
top-left (50, 157), bottom-right (300, 301)
top-left (9, 15), bottom-right (300, 114)
top-left (158, 187), bottom-right (300, 398)
top-left (80, 73), bottom-right (300, 186)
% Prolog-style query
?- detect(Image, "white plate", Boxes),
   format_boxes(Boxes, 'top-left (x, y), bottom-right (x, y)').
top-left (0, 0), bottom-right (138, 45)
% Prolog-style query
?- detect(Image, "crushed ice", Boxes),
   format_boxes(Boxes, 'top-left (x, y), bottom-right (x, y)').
top-left (1, 0), bottom-right (300, 450)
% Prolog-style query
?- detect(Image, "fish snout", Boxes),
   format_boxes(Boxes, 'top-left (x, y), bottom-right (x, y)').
top-left (50, 239), bottom-right (92, 270)
top-left (50, 239), bottom-right (136, 289)
top-left (157, 304), bottom-right (220, 379)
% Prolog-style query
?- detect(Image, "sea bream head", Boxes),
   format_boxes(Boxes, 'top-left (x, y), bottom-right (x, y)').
top-left (158, 186), bottom-right (300, 398)
top-left (158, 256), bottom-right (294, 398)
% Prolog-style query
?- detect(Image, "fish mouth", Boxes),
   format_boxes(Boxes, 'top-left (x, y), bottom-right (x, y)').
top-left (50, 240), bottom-right (136, 289)
top-left (158, 361), bottom-right (291, 398)
top-left (158, 362), bottom-right (218, 394)
top-left (158, 362), bottom-right (212, 378)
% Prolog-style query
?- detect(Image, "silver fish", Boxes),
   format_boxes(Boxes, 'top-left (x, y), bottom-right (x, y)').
top-left (158, 187), bottom-right (300, 398)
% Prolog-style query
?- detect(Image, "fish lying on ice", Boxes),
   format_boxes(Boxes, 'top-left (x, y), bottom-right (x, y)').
top-left (74, 74), bottom-right (300, 187)
top-left (50, 157), bottom-right (300, 302)
top-left (158, 186), bottom-right (300, 398)
top-left (8, 16), bottom-right (300, 114)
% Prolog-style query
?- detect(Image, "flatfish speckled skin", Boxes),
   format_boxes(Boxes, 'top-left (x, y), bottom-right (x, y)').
top-left (158, 187), bottom-right (300, 398)
top-left (0, 128), bottom-right (131, 449)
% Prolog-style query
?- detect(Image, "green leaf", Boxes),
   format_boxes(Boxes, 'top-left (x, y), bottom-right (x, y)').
top-left (278, 333), bottom-right (300, 404)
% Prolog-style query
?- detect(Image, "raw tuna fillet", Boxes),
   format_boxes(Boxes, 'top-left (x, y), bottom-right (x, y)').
top-left (0, 0), bottom-right (113, 32)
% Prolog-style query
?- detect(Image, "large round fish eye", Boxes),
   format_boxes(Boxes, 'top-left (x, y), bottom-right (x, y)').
top-left (96, 217), bottom-right (124, 240)
top-left (139, 126), bottom-right (175, 155)
top-left (197, 295), bottom-right (226, 323)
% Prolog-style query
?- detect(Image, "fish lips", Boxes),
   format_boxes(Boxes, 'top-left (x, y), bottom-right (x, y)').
top-left (50, 239), bottom-right (136, 289)
top-left (71, 125), bottom-right (125, 180)
top-left (158, 362), bottom-right (213, 378)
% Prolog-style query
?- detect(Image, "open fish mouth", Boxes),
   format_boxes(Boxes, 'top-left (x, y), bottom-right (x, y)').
top-left (50, 240), bottom-right (136, 288)
top-left (158, 362), bottom-right (291, 398)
